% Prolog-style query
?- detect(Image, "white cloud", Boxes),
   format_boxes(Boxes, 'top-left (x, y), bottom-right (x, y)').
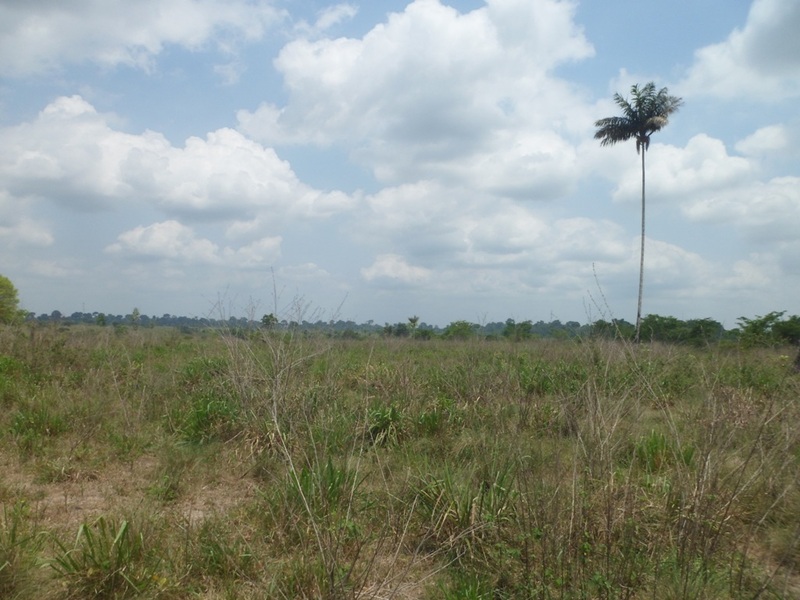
top-left (105, 220), bottom-right (282, 267)
top-left (611, 135), bottom-right (755, 204)
top-left (356, 180), bottom-right (634, 300)
top-left (106, 221), bottom-right (221, 263)
top-left (225, 236), bottom-right (283, 268)
top-left (361, 254), bottom-right (433, 285)
top-left (29, 260), bottom-right (84, 279)
top-left (0, 0), bottom-right (284, 76)
top-left (0, 191), bottom-right (53, 247)
top-left (213, 60), bottom-right (246, 85)
top-left (0, 96), bottom-right (355, 220)
top-left (735, 125), bottom-right (788, 155)
top-left (0, 218), bottom-right (54, 248)
top-left (278, 262), bottom-right (332, 283)
top-left (682, 176), bottom-right (800, 242)
top-left (294, 3), bottom-right (358, 37)
top-left (238, 0), bottom-right (593, 198)
top-left (680, 0), bottom-right (800, 100)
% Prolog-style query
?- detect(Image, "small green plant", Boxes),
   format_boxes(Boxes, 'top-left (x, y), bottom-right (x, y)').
top-left (289, 456), bottom-right (358, 519)
top-left (416, 408), bottom-right (444, 435)
top-left (0, 502), bottom-right (41, 598)
top-left (148, 473), bottom-right (182, 504)
top-left (186, 517), bottom-right (256, 581)
top-left (10, 398), bottom-right (68, 456)
top-left (180, 356), bottom-right (229, 389)
top-left (366, 403), bottom-right (404, 446)
top-left (414, 462), bottom-right (517, 560)
top-left (148, 445), bottom-right (196, 503)
top-left (177, 390), bottom-right (240, 444)
top-left (49, 517), bottom-right (162, 598)
top-left (633, 430), bottom-right (694, 473)
top-left (438, 571), bottom-right (495, 599)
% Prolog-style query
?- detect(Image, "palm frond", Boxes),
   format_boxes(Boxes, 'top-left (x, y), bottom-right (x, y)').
top-left (594, 82), bottom-right (682, 152)
top-left (593, 117), bottom-right (636, 146)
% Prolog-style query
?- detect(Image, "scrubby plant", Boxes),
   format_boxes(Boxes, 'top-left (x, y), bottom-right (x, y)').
top-left (0, 502), bottom-right (42, 598)
top-left (48, 517), bottom-right (163, 598)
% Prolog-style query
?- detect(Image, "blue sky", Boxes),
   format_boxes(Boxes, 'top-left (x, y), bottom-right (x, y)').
top-left (1, 0), bottom-right (798, 327)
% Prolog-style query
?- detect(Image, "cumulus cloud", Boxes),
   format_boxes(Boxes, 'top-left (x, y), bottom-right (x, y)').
top-left (735, 125), bottom-right (788, 155)
top-left (680, 0), bottom-right (800, 100)
top-left (238, 0), bottom-right (593, 197)
top-left (0, 191), bottom-right (53, 247)
top-left (361, 254), bottom-right (433, 285)
top-left (355, 180), bottom-right (633, 300)
top-left (682, 176), bottom-right (800, 242)
top-left (0, 0), bottom-right (284, 76)
top-left (294, 3), bottom-right (358, 37)
top-left (106, 221), bottom-right (220, 262)
top-left (611, 135), bottom-right (755, 204)
top-left (0, 96), bottom-right (355, 220)
top-left (105, 220), bottom-right (282, 268)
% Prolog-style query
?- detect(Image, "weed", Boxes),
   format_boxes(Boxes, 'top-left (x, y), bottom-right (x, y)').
top-left (179, 390), bottom-right (241, 444)
top-left (9, 398), bottom-right (68, 456)
top-left (414, 461), bottom-right (517, 563)
top-left (365, 403), bottom-right (404, 446)
top-left (184, 516), bottom-right (257, 582)
top-left (0, 502), bottom-right (42, 598)
top-left (632, 430), bottom-right (695, 474)
top-left (48, 517), bottom-right (163, 599)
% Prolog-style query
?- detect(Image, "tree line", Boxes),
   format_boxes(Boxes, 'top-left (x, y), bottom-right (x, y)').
top-left (21, 309), bottom-right (799, 349)
top-left (2, 275), bottom-right (798, 349)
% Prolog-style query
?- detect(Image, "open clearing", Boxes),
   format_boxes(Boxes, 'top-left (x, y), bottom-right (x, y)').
top-left (1, 325), bottom-right (798, 598)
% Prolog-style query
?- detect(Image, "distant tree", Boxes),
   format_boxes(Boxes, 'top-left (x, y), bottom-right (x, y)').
top-left (443, 320), bottom-right (478, 340)
top-left (130, 307), bottom-right (141, 328)
top-left (96, 313), bottom-right (107, 326)
top-left (393, 323), bottom-right (410, 337)
top-left (595, 82), bottom-right (683, 342)
top-left (736, 311), bottom-right (785, 347)
top-left (502, 319), bottom-right (516, 339)
top-left (261, 313), bottom-right (278, 329)
top-left (773, 314), bottom-right (800, 345)
top-left (684, 318), bottom-right (724, 346)
top-left (0, 275), bottom-right (22, 324)
top-left (408, 315), bottom-right (419, 338)
top-left (415, 327), bottom-right (434, 340)
top-left (591, 318), bottom-right (635, 340)
top-left (639, 314), bottom-right (684, 343)
top-left (502, 319), bottom-right (533, 341)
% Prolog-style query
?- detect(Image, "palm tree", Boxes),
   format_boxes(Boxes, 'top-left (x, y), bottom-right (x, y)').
top-left (408, 315), bottom-right (419, 338)
top-left (594, 82), bottom-right (683, 342)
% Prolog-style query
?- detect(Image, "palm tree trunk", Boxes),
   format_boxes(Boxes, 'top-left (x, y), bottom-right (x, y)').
top-left (635, 148), bottom-right (646, 343)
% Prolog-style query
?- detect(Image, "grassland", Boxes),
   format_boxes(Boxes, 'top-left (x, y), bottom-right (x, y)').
top-left (0, 323), bottom-right (798, 598)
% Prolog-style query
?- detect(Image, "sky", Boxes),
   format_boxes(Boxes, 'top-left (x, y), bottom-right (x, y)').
top-left (1, 0), bottom-right (799, 327)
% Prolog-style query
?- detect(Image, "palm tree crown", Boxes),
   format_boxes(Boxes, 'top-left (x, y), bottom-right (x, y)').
top-left (594, 82), bottom-right (683, 153)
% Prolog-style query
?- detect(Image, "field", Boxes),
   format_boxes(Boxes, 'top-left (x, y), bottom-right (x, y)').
top-left (0, 323), bottom-right (798, 599)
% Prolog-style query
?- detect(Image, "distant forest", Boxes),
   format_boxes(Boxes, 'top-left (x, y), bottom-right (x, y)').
top-left (25, 309), bottom-right (800, 348)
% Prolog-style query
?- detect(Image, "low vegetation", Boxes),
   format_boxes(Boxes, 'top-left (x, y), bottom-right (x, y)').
top-left (0, 320), bottom-right (798, 598)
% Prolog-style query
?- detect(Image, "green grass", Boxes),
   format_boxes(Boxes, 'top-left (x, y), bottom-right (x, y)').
top-left (0, 323), bottom-right (798, 598)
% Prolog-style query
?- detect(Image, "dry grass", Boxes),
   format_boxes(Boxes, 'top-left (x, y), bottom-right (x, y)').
top-left (0, 323), bottom-right (798, 598)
